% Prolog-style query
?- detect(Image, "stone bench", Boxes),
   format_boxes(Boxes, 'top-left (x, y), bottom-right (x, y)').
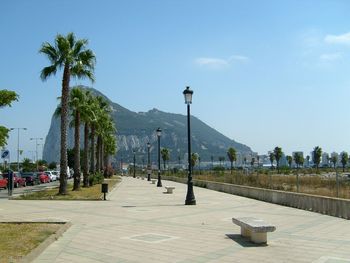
top-left (165, 186), bottom-right (175, 194)
top-left (151, 179), bottom-right (157, 184)
top-left (232, 217), bottom-right (276, 244)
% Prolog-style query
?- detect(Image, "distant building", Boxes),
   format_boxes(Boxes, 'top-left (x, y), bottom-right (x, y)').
top-left (321, 152), bottom-right (329, 167)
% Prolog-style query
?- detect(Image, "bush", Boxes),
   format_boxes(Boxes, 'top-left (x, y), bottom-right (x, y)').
top-left (88, 173), bottom-right (104, 186)
top-left (103, 165), bottom-right (115, 178)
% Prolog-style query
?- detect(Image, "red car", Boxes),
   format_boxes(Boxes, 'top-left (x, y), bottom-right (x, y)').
top-left (3, 172), bottom-right (26, 188)
top-left (37, 172), bottom-right (50, 184)
top-left (0, 174), bottom-right (8, 189)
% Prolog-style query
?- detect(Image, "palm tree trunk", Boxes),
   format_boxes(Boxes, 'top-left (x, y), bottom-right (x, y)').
top-left (96, 136), bottom-right (101, 173)
top-left (100, 140), bottom-right (104, 171)
top-left (59, 65), bottom-right (69, 195)
top-left (83, 123), bottom-right (89, 187)
top-left (230, 161), bottom-right (233, 174)
top-left (90, 124), bottom-right (96, 174)
top-left (73, 110), bottom-right (81, 191)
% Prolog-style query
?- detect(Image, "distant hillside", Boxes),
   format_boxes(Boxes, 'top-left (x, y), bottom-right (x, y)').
top-left (43, 87), bottom-right (252, 164)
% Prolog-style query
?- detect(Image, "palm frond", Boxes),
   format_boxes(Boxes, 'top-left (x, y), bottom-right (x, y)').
top-left (40, 65), bottom-right (58, 80)
top-left (39, 42), bottom-right (59, 64)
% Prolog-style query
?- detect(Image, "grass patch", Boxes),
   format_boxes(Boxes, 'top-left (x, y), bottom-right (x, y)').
top-left (0, 223), bottom-right (61, 263)
top-left (16, 176), bottom-right (120, 200)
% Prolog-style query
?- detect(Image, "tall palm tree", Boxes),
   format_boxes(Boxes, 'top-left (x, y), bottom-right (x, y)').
top-left (40, 32), bottom-right (95, 195)
top-left (227, 147), bottom-right (236, 174)
top-left (312, 146), bottom-right (322, 172)
top-left (69, 87), bottom-right (88, 191)
top-left (273, 147), bottom-right (283, 173)
top-left (191, 153), bottom-right (199, 172)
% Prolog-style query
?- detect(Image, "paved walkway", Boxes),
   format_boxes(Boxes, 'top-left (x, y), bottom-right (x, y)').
top-left (1, 176), bottom-right (350, 262)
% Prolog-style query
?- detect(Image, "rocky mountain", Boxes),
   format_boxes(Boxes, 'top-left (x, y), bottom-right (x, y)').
top-left (43, 87), bottom-right (252, 165)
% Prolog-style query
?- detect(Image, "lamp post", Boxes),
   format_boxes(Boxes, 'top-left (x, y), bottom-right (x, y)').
top-left (183, 86), bottom-right (196, 205)
top-left (156, 128), bottom-right (162, 187)
top-left (30, 137), bottom-right (43, 171)
top-left (10, 127), bottom-right (27, 172)
top-left (133, 150), bottom-right (136, 178)
top-left (147, 142), bottom-right (151, 181)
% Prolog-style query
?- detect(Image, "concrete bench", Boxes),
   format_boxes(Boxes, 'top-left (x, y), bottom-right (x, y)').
top-left (232, 217), bottom-right (276, 244)
top-left (151, 179), bottom-right (157, 184)
top-left (165, 186), bottom-right (175, 194)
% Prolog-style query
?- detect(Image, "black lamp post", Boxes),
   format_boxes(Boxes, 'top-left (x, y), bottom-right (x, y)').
top-left (147, 142), bottom-right (151, 181)
top-left (156, 128), bottom-right (162, 187)
top-left (184, 86), bottom-right (196, 205)
top-left (133, 150), bottom-right (136, 178)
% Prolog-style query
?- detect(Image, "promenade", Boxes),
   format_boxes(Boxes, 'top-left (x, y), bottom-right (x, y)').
top-left (1, 176), bottom-right (350, 262)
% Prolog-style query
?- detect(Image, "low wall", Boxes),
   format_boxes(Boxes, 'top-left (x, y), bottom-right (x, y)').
top-left (164, 176), bottom-right (350, 220)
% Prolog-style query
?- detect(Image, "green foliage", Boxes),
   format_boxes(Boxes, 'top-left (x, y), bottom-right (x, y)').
top-left (330, 155), bottom-right (338, 169)
top-left (191, 153), bottom-right (199, 168)
top-left (293, 152), bottom-right (304, 168)
top-left (286, 155), bottom-right (293, 168)
top-left (88, 172), bottom-right (104, 186)
top-left (48, 162), bottom-right (57, 170)
top-left (161, 148), bottom-right (170, 169)
top-left (313, 146), bottom-right (322, 170)
top-left (227, 147), bottom-right (236, 163)
top-left (0, 90), bottom-right (18, 108)
top-left (341, 152), bottom-right (348, 171)
top-left (269, 152), bottom-right (275, 167)
top-left (0, 126), bottom-right (9, 148)
top-left (273, 147), bottom-right (283, 167)
top-left (22, 158), bottom-right (36, 172)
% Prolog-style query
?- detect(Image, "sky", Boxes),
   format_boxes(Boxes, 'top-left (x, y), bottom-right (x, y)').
top-left (1, 0), bottom-right (350, 162)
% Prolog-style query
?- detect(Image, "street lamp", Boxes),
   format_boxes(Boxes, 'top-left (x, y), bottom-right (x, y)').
top-left (133, 150), bottom-right (136, 178)
top-left (10, 127), bottom-right (27, 172)
top-left (147, 142), bottom-right (151, 181)
top-left (183, 86), bottom-right (196, 205)
top-left (30, 137), bottom-right (43, 171)
top-left (156, 128), bottom-right (162, 187)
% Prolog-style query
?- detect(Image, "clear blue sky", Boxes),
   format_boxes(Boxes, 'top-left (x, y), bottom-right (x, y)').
top-left (1, 0), bottom-right (350, 162)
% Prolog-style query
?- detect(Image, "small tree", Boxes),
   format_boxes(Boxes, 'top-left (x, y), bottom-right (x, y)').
top-left (48, 162), bottom-right (57, 170)
top-left (191, 153), bottom-right (199, 172)
top-left (293, 152), bottom-right (304, 169)
top-left (331, 155), bottom-right (338, 169)
top-left (286, 155), bottom-right (293, 168)
top-left (273, 147), bottom-right (283, 173)
top-left (227, 147), bottom-right (236, 174)
top-left (269, 152), bottom-right (275, 168)
top-left (312, 146), bottom-right (322, 172)
top-left (340, 152), bottom-right (348, 172)
top-left (160, 148), bottom-right (170, 170)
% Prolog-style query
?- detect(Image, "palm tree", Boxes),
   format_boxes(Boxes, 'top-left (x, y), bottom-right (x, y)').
top-left (340, 152), bottom-right (348, 172)
top-left (273, 147), bottom-right (283, 173)
top-left (286, 155), bottom-right (293, 168)
top-left (0, 90), bottom-right (18, 148)
top-left (293, 152), bottom-right (304, 192)
top-left (69, 87), bottom-right (88, 191)
top-left (312, 146), bottom-right (322, 172)
top-left (40, 32), bottom-right (95, 195)
top-left (331, 155), bottom-right (338, 169)
top-left (160, 148), bottom-right (170, 170)
top-left (227, 147), bottom-right (236, 174)
top-left (269, 152), bottom-right (275, 168)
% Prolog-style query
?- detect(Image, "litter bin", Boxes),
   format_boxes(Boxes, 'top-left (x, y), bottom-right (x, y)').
top-left (101, 183), bottom-right (108, 200)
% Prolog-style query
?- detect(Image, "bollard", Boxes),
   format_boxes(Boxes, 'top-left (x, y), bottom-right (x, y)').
top-left (101, 183), bottom-right (108, 200)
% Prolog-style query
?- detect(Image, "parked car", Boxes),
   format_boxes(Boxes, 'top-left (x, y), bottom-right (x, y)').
top-left (21, 172), bottom-right (40, 186)
top-left (36, 172), bottom-right (50, 184)
top-left (0, 175), bottom-right (8, 189)
top-left (2, 172), bottom-right (26, 188)
top-left (44, 171), bottom-right (57, 182)
top-left (52, 171), bottom-right (59, 179)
